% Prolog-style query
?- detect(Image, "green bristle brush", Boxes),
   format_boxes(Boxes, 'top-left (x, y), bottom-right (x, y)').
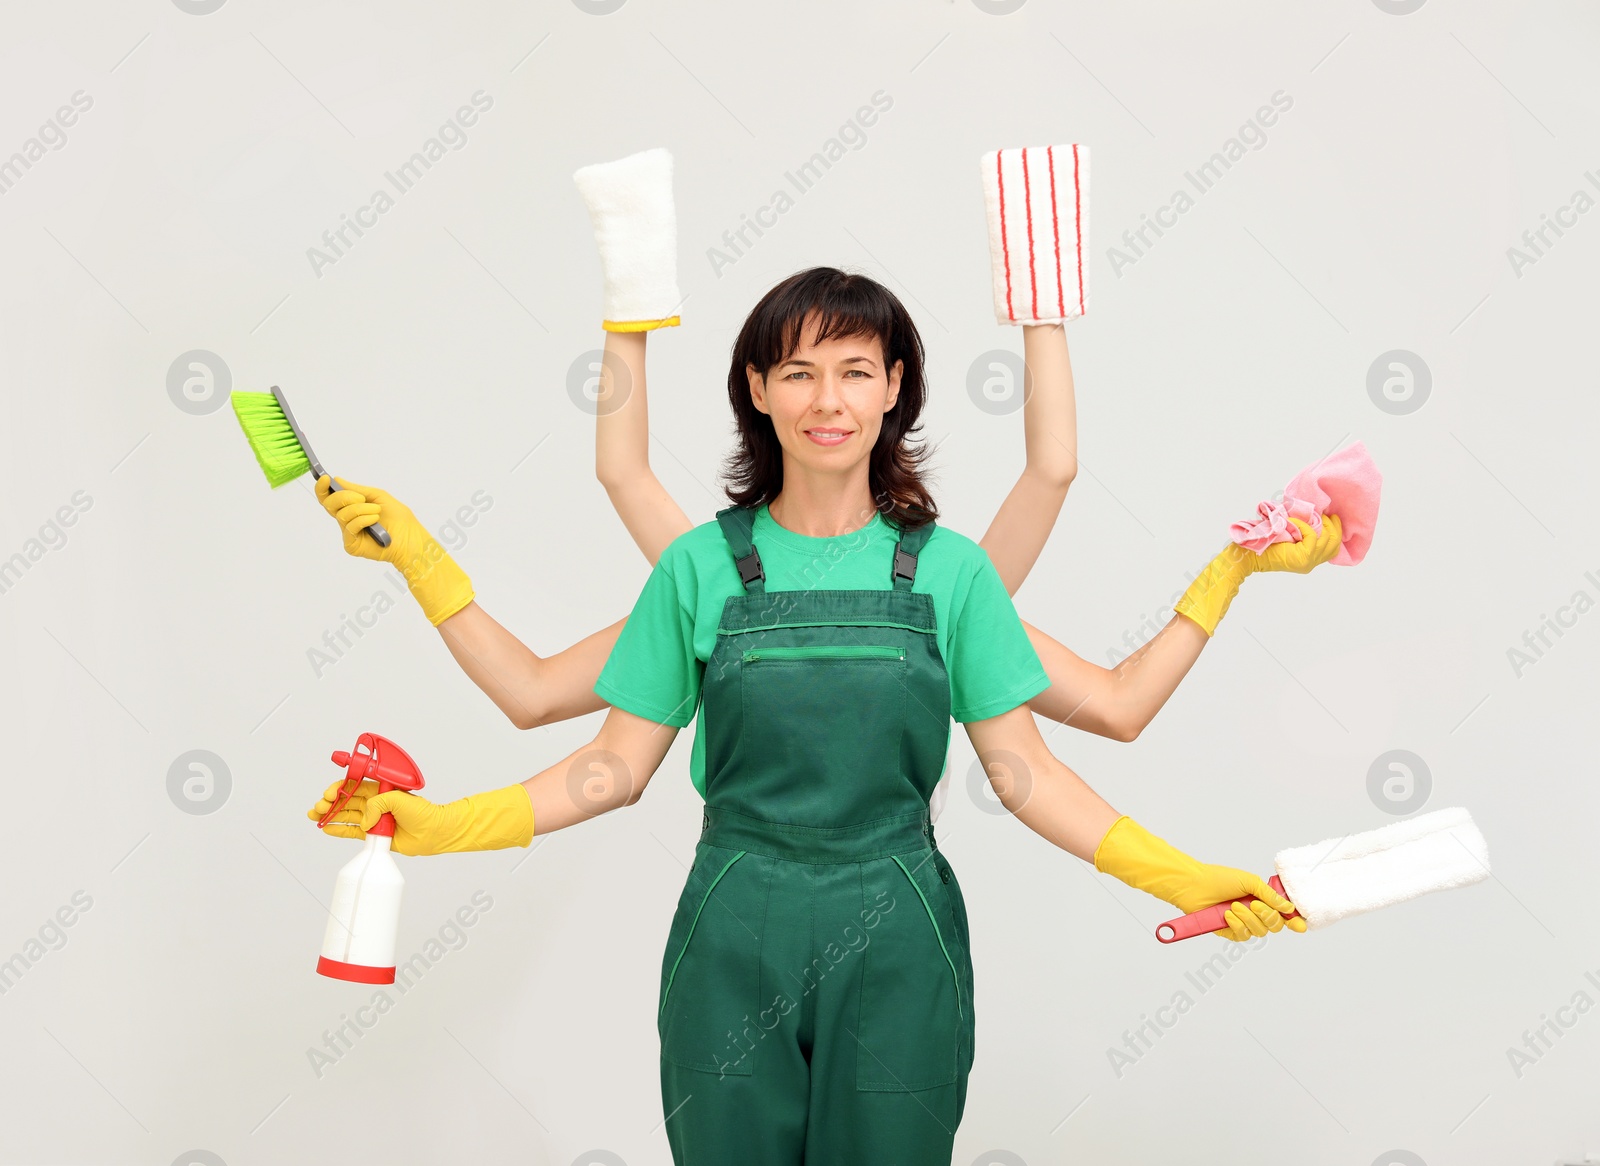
top-left (230, 385), bottom-right (391, 547)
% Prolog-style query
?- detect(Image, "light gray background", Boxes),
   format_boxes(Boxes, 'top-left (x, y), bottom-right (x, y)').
top-left (1, 1), bottom-right (1595, 1164)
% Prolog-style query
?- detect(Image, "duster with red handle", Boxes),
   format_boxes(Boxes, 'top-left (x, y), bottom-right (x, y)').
top-left (1155, 808), bottom-right (1489, 943)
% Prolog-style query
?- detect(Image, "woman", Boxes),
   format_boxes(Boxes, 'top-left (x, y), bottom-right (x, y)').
top-left (310, 271), bottom-right (1305, 1164)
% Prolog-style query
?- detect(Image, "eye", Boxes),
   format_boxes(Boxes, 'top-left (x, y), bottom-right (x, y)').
top-left (784, 370), bottom-right (810, 380)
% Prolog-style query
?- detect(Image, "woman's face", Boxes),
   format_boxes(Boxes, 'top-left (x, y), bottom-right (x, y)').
top-left (747, 315), bottom-right (903, 478)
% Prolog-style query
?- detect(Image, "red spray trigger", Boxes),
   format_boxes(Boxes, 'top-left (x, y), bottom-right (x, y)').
top-left (317, 733), bottom-right (426, 839)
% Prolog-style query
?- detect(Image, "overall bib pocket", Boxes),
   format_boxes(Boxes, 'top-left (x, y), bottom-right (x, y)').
top-left (739, 644), bottom-right (907, 795)
top-left (658, 844), bottom-right (758, 1075)
top-left (855, 852), bottom-right (963, 1092)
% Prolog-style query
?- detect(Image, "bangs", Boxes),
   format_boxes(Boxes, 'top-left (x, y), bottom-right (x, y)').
top-left (750, 271), bottom-right (897, 373)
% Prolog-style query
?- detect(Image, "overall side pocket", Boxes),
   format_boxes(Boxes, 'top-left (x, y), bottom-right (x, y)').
top-left (658, 844), bottom-right (757, 1076)
top-left (855, 852), bottom-right (962, 1092)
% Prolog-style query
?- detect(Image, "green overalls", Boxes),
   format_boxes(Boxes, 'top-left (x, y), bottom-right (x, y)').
top-left (657, 504), bottom-right (976, 1165)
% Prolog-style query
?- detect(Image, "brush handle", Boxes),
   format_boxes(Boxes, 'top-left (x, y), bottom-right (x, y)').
top-left (328, 475), bottom-right (391, 548)
top-left (1155, 875), bottom-right (1296, 943)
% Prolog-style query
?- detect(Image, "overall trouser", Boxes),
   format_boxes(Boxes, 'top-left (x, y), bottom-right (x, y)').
top-left (658, 505), bottom-right (975, 1165)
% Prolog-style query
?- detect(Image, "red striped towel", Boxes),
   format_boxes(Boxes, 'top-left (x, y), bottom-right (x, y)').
top-left (981, 144), bottom-right (1090, 325)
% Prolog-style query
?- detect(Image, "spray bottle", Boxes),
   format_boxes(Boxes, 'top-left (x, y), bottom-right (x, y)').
top-left (314, 732), bottom-right (425, 984)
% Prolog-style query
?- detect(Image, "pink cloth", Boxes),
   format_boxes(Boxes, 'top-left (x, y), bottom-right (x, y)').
top-left (1228, 441), bottom-right (1381, 566)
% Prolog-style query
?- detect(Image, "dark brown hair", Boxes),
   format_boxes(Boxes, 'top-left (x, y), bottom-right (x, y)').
top-left (720, 266), bottom-right (938, 532)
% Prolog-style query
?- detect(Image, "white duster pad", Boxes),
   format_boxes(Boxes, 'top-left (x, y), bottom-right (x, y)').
top-left (980, 144), bottom-right (1089, 325)
top-left (572, 147), bottom-right (682, 329)
top-left (1274, 807), bottom-right (1490, 930)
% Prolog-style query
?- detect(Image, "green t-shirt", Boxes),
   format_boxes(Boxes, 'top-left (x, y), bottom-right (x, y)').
top-left (593, 501), bottom-right (1051, 800)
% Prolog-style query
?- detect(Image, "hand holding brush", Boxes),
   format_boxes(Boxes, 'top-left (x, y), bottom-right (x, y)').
top-left (313, 476), bottom-right (475, 625)
top-left (230, 385), bottom-right (474, 625)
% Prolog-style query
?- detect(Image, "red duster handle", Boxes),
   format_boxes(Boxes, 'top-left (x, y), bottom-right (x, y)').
top-left (1155, 875), bottom-right (1297, 943)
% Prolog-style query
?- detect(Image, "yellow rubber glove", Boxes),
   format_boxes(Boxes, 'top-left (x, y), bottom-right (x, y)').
top-left (1093, 815), bottom-right (1307, 942)
top-left (1173, 513), bottom-right (1343, 636)
top-left (309, 778), bottom-right (534, 857)
top-left (314, 475), bottom-right (475, 626)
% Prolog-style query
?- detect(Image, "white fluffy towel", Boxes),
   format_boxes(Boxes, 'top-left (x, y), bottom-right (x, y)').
top-left (1275, 807), bottom-right (1491, 931)
top-left (980, 144), bottom-right (1090, 325)
top-left (572, 147), bottom-right (682, 329)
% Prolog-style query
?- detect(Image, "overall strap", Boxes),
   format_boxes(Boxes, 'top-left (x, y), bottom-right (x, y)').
top-left (717, 503), bottom-right (936, 593)
top-left (890, 517), bottom-right (936, 591)
top-left (715, 505), bottom-right (765, 593)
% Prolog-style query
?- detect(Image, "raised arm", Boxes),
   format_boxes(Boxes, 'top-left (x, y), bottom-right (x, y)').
top-left (974, 144), bottom-right (1088, 595)
top-left (976, 322), bottom-right (1078, 593)
top-left (971, 305), bottom-right (1197, 744)
top-left (303, 153), bottom-right (697, 732)
top-left (963, 703), bottom-right (1305, 942)
top-left (593, 329), bottom-right (693, 565)
top-left (574, 147), bottom-right (698, 565)
top-left (972, 144), bottom-right (1160, 739)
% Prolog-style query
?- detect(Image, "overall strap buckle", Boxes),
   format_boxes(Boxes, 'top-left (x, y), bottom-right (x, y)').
top-left (890, 513), bottom-right (936, 591)
top-left (892, 546), bottom-right (918, 584)
top-left (716, 504), bottom-right (766, 592)
top-left (736, 547), bottom-right (765, 588)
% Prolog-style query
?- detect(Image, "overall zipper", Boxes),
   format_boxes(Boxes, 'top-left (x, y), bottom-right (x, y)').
top-left (743, 645), bottom-right (906, 663)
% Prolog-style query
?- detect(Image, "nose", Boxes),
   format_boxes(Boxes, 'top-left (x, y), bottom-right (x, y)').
top-left (809, 370), bottom-right (846, 413)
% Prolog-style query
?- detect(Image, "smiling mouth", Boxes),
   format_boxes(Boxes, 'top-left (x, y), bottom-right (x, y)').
top-left (805, 428), bottom-right (852, 445)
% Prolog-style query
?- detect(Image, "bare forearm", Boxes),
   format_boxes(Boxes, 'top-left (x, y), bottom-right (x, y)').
top-left (1019, 322), bottom-right (1078, 486)
top-left (519, 741), bottom-right (625, 836)
top-left (981, 736), bottom-right (1120, 862)
top-left (978, 323), bottom-right (1077, 595)
top-left (519, 707), bottom-right (675, 834)
top-left (1024, 613), bottom-right (1208, 741)
top-left (1104, 614), bottom-right (1208, 730)
top-left (592, 328), bottom-right (694, 565)
top-left (595, 330), bottom-right (649, 487)
top-left (436, 602), bottom-right (621, 729)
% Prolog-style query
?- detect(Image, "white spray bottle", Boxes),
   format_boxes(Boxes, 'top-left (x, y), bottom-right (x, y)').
top-left (315, 732), bottom-right (425, 984)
